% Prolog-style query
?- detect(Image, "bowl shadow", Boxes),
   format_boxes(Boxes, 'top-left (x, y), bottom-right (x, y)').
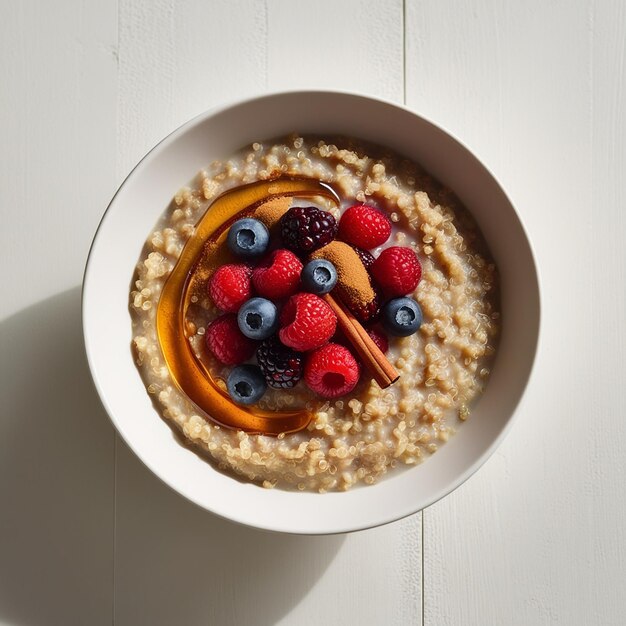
top-left (0, 288), bottom-right (345, 626)
top-left (0, 288), bottom-right (115, 626)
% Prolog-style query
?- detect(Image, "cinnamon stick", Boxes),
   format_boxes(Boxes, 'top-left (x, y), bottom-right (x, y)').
top-left (323, 293), bottom-right (399, 389)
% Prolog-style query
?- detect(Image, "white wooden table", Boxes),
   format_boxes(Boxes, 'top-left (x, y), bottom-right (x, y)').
top-left (1, 1), bottom-right (624, 624)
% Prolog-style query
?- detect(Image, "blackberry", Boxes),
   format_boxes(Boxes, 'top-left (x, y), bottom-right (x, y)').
top-left (351, 246), bottom-right (376, 271)
top-left (256, 336), bottom-right (304, 389)
top-left (280, 206), bottom-right (337, 255)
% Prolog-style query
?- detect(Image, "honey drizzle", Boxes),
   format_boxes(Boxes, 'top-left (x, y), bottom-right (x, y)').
top-left (156, 177), bottom-right (339, 435)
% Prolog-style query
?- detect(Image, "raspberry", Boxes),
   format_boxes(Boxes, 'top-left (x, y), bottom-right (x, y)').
top-left (279, 292), bottom-right (337, 351)
top-left (256, 336), bottom-right (304, 389)
top-left (371, 247), bottom-right (422, 297)
top-left (205, 314), bottom-right (257, 365)
top-left (252, 249), bottom-right (303, 300)
top-left (304, 343), bottom-right (361, 398)
top-left (280, 206), bottom-right (337, 255)
top-left (338, 204), bottom-right (391, 249)
top-left (208, 264), bottom-right (252, 313)
top-left (367, 328), bottom-right (389, 353)
top-left (351, 246), bottom-right (375, 270)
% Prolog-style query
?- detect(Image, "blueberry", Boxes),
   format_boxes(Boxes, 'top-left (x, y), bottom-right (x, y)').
top-left (301, 259), bottom-right (338, 295)
top-left (227, 218), bottom-right (269, 259)
top-left (227, 365), bottom-right (267, 405)
top-left (237, 297), bottom-right (278, 340)
top-left (382, 297), bottom-right (423, 337)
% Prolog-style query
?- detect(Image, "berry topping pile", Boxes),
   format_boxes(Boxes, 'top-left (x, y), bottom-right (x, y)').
top-left (203, 198), bottom-right (425, 406)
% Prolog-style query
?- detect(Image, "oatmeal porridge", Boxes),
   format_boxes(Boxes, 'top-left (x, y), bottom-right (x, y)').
top-left (130, 135), bottom-right (499, 492)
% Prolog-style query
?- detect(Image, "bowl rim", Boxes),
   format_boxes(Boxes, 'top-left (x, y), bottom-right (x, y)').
top-left (82, 88), bottom-right (542, 534)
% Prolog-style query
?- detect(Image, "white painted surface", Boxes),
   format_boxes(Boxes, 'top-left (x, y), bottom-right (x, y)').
top-left (408, 1), bottom-right (626, 625)
top-left (0, 1), bottom-right (623, 625)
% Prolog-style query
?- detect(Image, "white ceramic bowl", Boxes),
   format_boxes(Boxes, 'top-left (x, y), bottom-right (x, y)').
top-left (83, 91), bottom-right (540, 534)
